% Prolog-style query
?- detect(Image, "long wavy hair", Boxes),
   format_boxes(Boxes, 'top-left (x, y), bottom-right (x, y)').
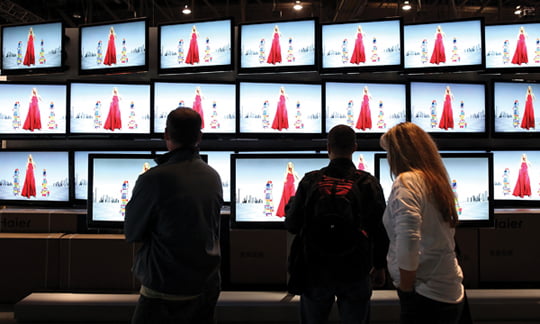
top-left (380, 122), bottom-right (459, 227)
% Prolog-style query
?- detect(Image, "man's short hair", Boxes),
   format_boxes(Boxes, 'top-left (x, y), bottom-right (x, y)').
top-left (327, 125), bottom-right (357, 155)
top-left (166, 107), bottom-right (201, 147)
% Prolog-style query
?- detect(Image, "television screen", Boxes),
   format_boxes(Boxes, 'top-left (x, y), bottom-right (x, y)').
top-left (0, 82), bottom-right (67, 137)
top-left (158, 18), bottom-right (233, 73)
top-left (321, 18), bottom-right (402, 72)
top-left (87, 154), bottom-right (157, 228)
top-left (238, 81), bottom-right (322, 135)
top-left (375, 153), bottom-right (493, 227)
top-left (69, 81), bottom-right (151, 136)
top-left (238, 18), bottom-right (318, 73)
top-left (79, 18), bottom-right (147, 74)
top-left (153, 81), bottom-right (236, 134)
top-left (201, 151), bottom-right (233, 203)
top-left (0, 151), bottom-right (70, 205)
top-left (492, 150), bottom-right (540, 207)
top-left (493, 81), bottom-right (540, 135)
top-left (403, 18), bottom-right (484, 72)
top-left (410, 81), bottom-right (486, 134)
top-left (325, 81), bottom-right (406, 134)
top-left (485, 22), bottom-right (540, 71)
top-left (1, 21), bottom-right (64, 75)
top-left (231, 153), bottom-right (329, 228)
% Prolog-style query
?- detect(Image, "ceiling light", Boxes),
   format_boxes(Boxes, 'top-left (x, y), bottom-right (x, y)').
top-left (514, 5), bottom-right (522, 15)
top-left (182, 5), bottom-right (192, 14)
top-left (402, 1), bottom-right (412, 11)
top-left (293, 1), bottom-right (303, 10)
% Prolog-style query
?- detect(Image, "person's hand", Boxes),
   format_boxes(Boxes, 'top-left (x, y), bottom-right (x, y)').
top-left (370, 268), bottom-right (386, 288)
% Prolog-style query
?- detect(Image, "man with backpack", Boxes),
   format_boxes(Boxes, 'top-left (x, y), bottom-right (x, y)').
top-left (285, 124), bottom-right (389, 324)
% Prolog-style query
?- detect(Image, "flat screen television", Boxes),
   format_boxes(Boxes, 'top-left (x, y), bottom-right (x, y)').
top-left (403, 18), bottom-right (484, 73)
top-left (1, 21), bottom-right (64, 75)
top-left (320, 18), bottom-right (403, 73)
top-left (492, 81), bottom-right (540, 136)
top-left (153, 81), bottom-right (236, 135)
top-left (375, 152), bottom-right (493, 227)
top-left (231, 153), bottom-right (329, 228)
top-left (237, 81), bottom-right (322, 136)
top-left (79, 18), bottom-right (148, 75)
top-left (0, 82), bottom-right (67, 137)
top-left (485, 22), bottom-right (540, 72)
top-left (200, 151), bottom-right (233, 203)
top-left (492, 150), bottom-right (540, 208)
top-left (87, 153), bottom-right (157, 229)
top-left (325, 81), bottom-right (406, 135)
top-left (409, 81), bottom-right (487, 136)
top-left (238, 18), bottom-right (318, 73)
top-left (0, 150), bottom-right (70, 206)
top-left (158, 18), bottom-right (233, 74)
top-left (68, 81), bottom-right (152, 137)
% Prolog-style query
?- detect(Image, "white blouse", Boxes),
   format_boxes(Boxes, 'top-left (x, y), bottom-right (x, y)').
top-left (383, 171), bottom-right (464, 304)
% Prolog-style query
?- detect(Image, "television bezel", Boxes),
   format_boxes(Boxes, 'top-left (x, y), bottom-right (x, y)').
top-left (0, 20), bottom-right (65, 75)
top-left (374, 152), bottom-right (494, 228)
top-left (237, 17), bottom-right (320, 74)
top-left (67, 79), bottom-right (154, 139)
top-left (0, 149), bottom-right (72, 207)
top-left (157, 17), bottom-right (234, 74)
top-left (78, 17), bottom-right (149, 76)
top-left (319, 17), bottom-right (404, 74)
top-left (0, 81), bottom-right (68, 139)
top-left (408, 79), bottom-right (489, 138)
top-left (402, 17), bottom-right (486, 74)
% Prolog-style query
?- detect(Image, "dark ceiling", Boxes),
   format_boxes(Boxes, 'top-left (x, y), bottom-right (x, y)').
top-left (0, 0), bottom-right (538, 27)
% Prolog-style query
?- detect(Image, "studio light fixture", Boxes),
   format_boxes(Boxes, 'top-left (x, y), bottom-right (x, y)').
top-left (293, 1), bottom-right (303, 10)
top-left (182, 4), bottom-right (192, 14)
top-left (514, 5), bottom-right (522, 15)
top-left (402, 1), bottom-right (412, 11)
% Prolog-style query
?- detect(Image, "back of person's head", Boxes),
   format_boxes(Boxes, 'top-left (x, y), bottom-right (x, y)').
top-left (327, 125), bottom-right (357, 157)
top-left (165, 107), bottom-right (201, 148)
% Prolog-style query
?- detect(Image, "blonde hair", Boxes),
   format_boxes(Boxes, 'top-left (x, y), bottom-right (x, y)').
top-left (380, 122), bottom-right (459, 227)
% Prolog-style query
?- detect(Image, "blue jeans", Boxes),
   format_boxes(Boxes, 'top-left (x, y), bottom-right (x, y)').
top-left (300, 276), bottom-right (372, 324)
top-left (397, 289), bottom-right (464, 324)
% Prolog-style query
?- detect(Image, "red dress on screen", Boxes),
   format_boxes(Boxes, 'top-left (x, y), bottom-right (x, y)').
top-left (520, 93), bottom-right (535, 129)
top-left (439, 94), bottom-right (454, 130)
top-left (103, 33), bottom-right (117, 66)
top-left (276, 172), bottom-right (296, 217)
top-left (104, 95), bottom-right (121, 130)
top-left (23, 34), bottom-right (35, 66)
top-left (511, 34), bottom-right (528, 65)
top-left (271, 94), bottom-right (288, 130)
top-left (355, 94), bottom-right (372, 130)
top-left (22, 95), bottom-right (41, 131)
top-left (186, 33), bottom-right (199, 64)
top-left (430, 33), bottom-right (446, 64)
top-left (21, 162), bottom-right (36, 198)
top-left (350, 33), bottom-right (366, 64)
top-left (512, 162), bottom-right (531, 198)
top-left (267, 32), bottom-right (282, 64)
top-left (192, 94), bottom-right (205, 128)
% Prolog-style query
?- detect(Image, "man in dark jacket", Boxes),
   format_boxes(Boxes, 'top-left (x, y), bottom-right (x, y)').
top-left (125, 107), bottom-right (223, 324)
top-left (285, 124), bottom-right (389, 324)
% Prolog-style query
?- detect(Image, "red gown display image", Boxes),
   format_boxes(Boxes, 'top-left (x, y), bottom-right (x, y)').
top-left (350, 26), bottom-right (366, 64)
top-left (430, 26), bottom-right (446, 65)
top-left (185, 25), bottom-right (200, 64)
top-left (511, 27), bottom-right (528, 65)
top-left (355, 86), bottom-right (372, 130)
top-left (271, 87), bottom-right (289, 131)
top-left (521, 86), bottom-right (535, 129)
top-left (192, 87), bottom-right (205, 128)
top-left (103, 87), bottom-right (122, 131)
top-left (266, 25), bottom-right (282, 64)
top-left (275, 162), bottom-right (299, 217)
top-left (103, 27), bottom-right (117, 66)
top-left (512, 154), bottom-right (531, 198)
top-left (22, 88), bottom-right (42, 131)
top-left (439, 86), bottom-right (454, 130)
top-left (21, 155), bottom-right (36, 198)
top-left (23, 28), bottom-right (35, 66)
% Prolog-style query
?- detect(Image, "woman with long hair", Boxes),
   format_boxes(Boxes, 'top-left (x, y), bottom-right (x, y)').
top-left (22, 87), bottom-right (42, 131)
top-left (103, 87), bottom-right (122, 130)
top-left (380, 122), bottom-right (464, 324)
top-left (23, 27), bottom-right (35, 66)
top-left (192, 86), bottom-right (205, 128)
top-left (439, 86), bottom-right (454, 130)
top-left (430, 25), bottom-right (446, 65)
top-left (21, 154), bottom-right (37, 198)
top-left (103, 26), bottom-right (117, 66)
top-left (185, 25), bottom-right (200, 64)
top-left (267, 25), bottom-right (282, 64)
top-left (520, 86), bottom-right (535, 130)
top-left (275, 161), bottom-right (299, 217)
top-left (271, 86), bottom-right (289, 130)
top-left (350, 25), bottom-right (366, 64)
top-left (355, 85), bottom-right (372, 130)
top-left (512, 153), bottom-right (531, 198)
top-left (511, 26), bottom-right (528, 65)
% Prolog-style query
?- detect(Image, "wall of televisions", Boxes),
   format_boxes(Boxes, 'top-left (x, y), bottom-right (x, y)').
top-left (2, 15), bottom-right (540, 232)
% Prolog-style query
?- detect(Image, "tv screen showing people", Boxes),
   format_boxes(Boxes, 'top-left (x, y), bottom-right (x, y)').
top-left (493, 81), bottom-right (539, 134)
top-left (485, 22), bottom-right (540, 70)
top-left (493, 150), bottom-right (540, 204)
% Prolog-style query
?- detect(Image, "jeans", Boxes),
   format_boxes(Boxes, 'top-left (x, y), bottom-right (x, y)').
top-left (300, 276), bottom-right (372, 324)
top-left (397, 289), bottom-right (464, 324)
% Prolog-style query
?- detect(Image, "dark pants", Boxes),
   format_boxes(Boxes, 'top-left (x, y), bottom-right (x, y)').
top-left (398, 289), bottom-right (464, 324)
top-left (300, 276), bottom-right (372, 324)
